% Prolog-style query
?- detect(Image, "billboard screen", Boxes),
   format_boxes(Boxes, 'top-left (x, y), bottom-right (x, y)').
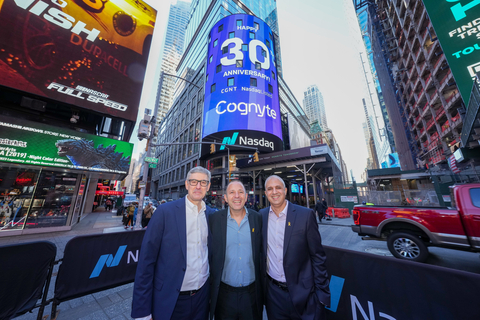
top-left (0, 0), bottom-right (156, 122)
top-left (423, 1), bottom-right (480, 106)
top-left (0, 116), bottom-right (133, 174)
top-left (202, 14), bottom-right (282, 156)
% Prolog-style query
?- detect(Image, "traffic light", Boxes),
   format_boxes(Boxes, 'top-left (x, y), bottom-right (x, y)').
top-left (210, 143), bottom-right (215, 154)
top-left (253, 152), bottom-right (259, 162)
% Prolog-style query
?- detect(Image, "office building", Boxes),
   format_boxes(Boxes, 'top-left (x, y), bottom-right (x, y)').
top-left (303, 85), bottom-right (328, 130)
top-left (153, 1), bottom-right (190, 142)
top-left (151, 0), bottom-right (332, 203)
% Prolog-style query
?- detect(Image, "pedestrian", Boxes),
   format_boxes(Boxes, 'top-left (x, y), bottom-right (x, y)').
top-left (260, 175), bottom-right (330, 320)
top-left (314, 200), bottom-right (323, 223)
top-left (143, 202), bottom-right (154, 228)
top-left (321, 198), bottom-right (328, 220)
top-left (131, 166), bottom-right (215, 320)
top-left (133, 203), bottom-right (138, 227)
top-left (105, 199), bottom-right (112, 211)
top-left (124, 203), bottom-right (135, 229)
top-left (209, 181), bottom-right (263, 320)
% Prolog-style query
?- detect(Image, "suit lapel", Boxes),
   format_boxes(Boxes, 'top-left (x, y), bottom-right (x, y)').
top-left (247, 209), bottom-right (256, 261)
top-left (283, 202), bottom-right (297, 257)
top-left (175, 198), bottom-right (187, 261)
top-left (221, 209), bottom-right (228, 265)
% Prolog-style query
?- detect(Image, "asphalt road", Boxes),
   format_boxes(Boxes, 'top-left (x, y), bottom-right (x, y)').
top-left (319, 221), bottom-right (480, 275)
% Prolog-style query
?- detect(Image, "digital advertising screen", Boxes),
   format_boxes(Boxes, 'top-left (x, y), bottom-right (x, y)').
top-left (202, 14), bottom-right (283, 157)
top-left (0, 0), bottom-right (156, 122)
top-left (291, 184), bottom-right (299, 193)
top-left (0, 116), bottom-right (133, 174)
top-left (423, 1), bottom-right (480, 106)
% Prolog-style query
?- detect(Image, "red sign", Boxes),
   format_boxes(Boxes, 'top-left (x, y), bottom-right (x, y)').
top-left (95, 190), bottom-right (124, 196)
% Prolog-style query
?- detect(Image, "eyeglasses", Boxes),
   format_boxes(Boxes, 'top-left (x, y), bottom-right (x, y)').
top-left (187, 179), bottom-right (210, 187)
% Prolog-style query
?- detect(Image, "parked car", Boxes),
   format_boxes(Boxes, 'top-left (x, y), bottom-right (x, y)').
top-left (351, 183), bottom-right (480, 262)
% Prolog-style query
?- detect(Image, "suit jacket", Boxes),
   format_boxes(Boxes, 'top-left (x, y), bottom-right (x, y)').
top-left (131, 197), bottom-right (213, 319)
top-left (208, 208), bottom-right (263, 319)
top-left (260, 202), bottom-right (330, 317)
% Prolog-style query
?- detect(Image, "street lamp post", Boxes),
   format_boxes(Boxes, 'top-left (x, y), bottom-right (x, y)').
top-left (135, 71), bottom-right (201, 229)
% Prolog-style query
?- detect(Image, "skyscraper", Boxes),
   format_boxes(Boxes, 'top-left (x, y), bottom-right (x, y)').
top-left (151, 0), bottom-right (314, 200)
top-left (303, 85), bottom-right (328, 130)
top-left (154, 1), bottom-right (190, 124)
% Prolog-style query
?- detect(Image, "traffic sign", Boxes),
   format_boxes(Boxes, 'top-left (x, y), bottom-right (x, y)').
top-left (139, 181), bottom-right (146, 188)
top-left (148, 163), bottom-right (157, 168)
top-left (145, 157), bottom-right (158, 163)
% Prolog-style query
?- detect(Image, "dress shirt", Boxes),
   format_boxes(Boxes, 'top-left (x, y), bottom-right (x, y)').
top-left (221, 208), bottom-right (255, 287)
top-left (182, 196), bottom-right (209, 291)
top-left (267, 201), bottom-right (288, 282)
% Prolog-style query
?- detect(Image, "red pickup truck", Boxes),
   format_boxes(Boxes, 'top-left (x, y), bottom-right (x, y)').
top-left (352, 184), bottom-right (480, 262)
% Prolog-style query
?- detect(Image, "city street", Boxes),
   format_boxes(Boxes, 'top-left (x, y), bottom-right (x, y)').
top-left (3, 209), bottom-right (480, 320)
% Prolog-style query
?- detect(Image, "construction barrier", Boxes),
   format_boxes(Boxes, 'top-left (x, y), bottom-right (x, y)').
top-left (326, 207), bottom-right (350, 219)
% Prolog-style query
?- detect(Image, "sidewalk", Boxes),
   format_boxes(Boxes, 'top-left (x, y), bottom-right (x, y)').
top-left (2, 208), bottom-right (136, 320)
top-left (3, 207), bottom-right (353, 320)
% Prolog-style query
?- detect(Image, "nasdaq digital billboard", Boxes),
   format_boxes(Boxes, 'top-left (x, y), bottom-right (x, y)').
top-left (423, 0), bottom-right (480, 106)
top-left (202, 14), bottom-right (283, 157)
top-left (0, 0), bottom-right (156, 122)
top-left (0, 116), bottom-right (133, 174)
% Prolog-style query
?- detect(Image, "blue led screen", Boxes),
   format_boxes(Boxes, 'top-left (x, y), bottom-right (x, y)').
top-left (202, 14), bottom-right (282, 153)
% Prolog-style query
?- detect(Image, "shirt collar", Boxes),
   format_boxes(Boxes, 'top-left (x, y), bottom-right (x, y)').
top-left (185, 196), bottom-right (206, 214)
top-left (269, 200), bottom-right (289, 218)
top-left (227, 207), bottom-right (249, 219)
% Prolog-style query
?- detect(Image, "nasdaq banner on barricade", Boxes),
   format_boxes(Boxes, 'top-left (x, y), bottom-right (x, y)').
top-left (0, 241), bottom-right (56, 320)
top-left (323, 246), bottom-right (480, 319)
top-left (202, 14), bottom-right (283, 157)
top-left (0, 116), bottom-right (133, 174)
top-left (55, 230), bottom-right (145, 302)
top-left (0, 0), bottom-right (157, 122)
top-left (423, 0), bottom-right (480, 106)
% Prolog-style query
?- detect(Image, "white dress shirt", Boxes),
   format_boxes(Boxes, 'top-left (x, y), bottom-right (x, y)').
top-left (267, 201), bottom-right (288, 282)
top-left (182, 196), bottom-right (209, 291)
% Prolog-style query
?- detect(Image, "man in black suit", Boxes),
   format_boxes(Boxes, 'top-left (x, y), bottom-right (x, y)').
top-left (261, 175), bottom-right (330, 320)
top-left (209, 180), bottom-right (263, 320)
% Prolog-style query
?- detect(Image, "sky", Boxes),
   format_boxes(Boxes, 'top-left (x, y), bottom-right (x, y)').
top-left (134, 0), bottom-right (382, 182)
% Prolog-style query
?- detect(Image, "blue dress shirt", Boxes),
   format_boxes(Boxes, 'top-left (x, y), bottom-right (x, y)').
top-left (221, 208), bottom-right (255, 287)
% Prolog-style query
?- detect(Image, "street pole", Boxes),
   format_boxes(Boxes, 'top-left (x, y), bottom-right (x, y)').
top-left (135, 72), bottom-right (164, 229)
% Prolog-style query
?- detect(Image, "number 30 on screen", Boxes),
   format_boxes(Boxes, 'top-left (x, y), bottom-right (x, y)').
top-left (220, 38), bottom-right (270, 69)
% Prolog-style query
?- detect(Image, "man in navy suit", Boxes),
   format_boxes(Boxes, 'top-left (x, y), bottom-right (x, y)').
top-left (131, 166), bottom-right (214, 320)
top-left (208, 180), bottom-right (263, 319)
top-left (260, 175), bottom-right (330, 320)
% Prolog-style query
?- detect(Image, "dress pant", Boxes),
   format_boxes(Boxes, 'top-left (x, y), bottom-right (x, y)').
top-left (215, 282), bottom-right (260, 320)
top-left (266, 277), bottom-right (326, 320)
top-left (171, 280), bottom-right (210, 320)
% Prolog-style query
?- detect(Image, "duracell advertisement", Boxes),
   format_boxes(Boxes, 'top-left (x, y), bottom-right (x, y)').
top-left (0, 0), bottom-right (157, 122)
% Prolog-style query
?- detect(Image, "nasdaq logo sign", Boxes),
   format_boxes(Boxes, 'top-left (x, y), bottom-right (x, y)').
top-left (90, 245), bottom-right (127, 278)
top-left (220, 132), bottom-right (239, 150)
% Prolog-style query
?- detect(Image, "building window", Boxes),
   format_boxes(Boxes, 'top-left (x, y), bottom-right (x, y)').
top-left (254, 22), bottom-right (259, 30)
top-left (211, 83), bottom-right (216, 92)
top-left (255, 62), bottom-right (261, 70)
top-left (249, 32), bottom-right (255, 39)
top-left (266, 39), bottom-right (270, 48)
top-left (218, 24), bottom-right (223, 32)
top-left (271, 71), bottom-right (275, 80)
top-left (216, 64), bottom-right (222, 73)
top-left (213, 39), bottom-right (218, 47)
top-left (229, 32), bottom-right (235, 39)
top-left (222, 46), bottom-right (228, 54)
top-left (236, 19), bottom-right (242, 27)
top-left (269, 33), bottom-right (273, 40)
top-left (228, 77), bottom-right (234, 86)
top-left (262, 49), bottom-right (266, 57)
top-left (268, 84), bottom-right (273, 93)
top-left (242, 44), bottom-right (248, 51)
top-left (209, 55), bottom-right (213, 63)
top-left (236, 60), bottom-right (243, 68)
top-left (250, 78), bottom-right (257, 87)
top-left (206, 74), bottom-right (208, 82)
